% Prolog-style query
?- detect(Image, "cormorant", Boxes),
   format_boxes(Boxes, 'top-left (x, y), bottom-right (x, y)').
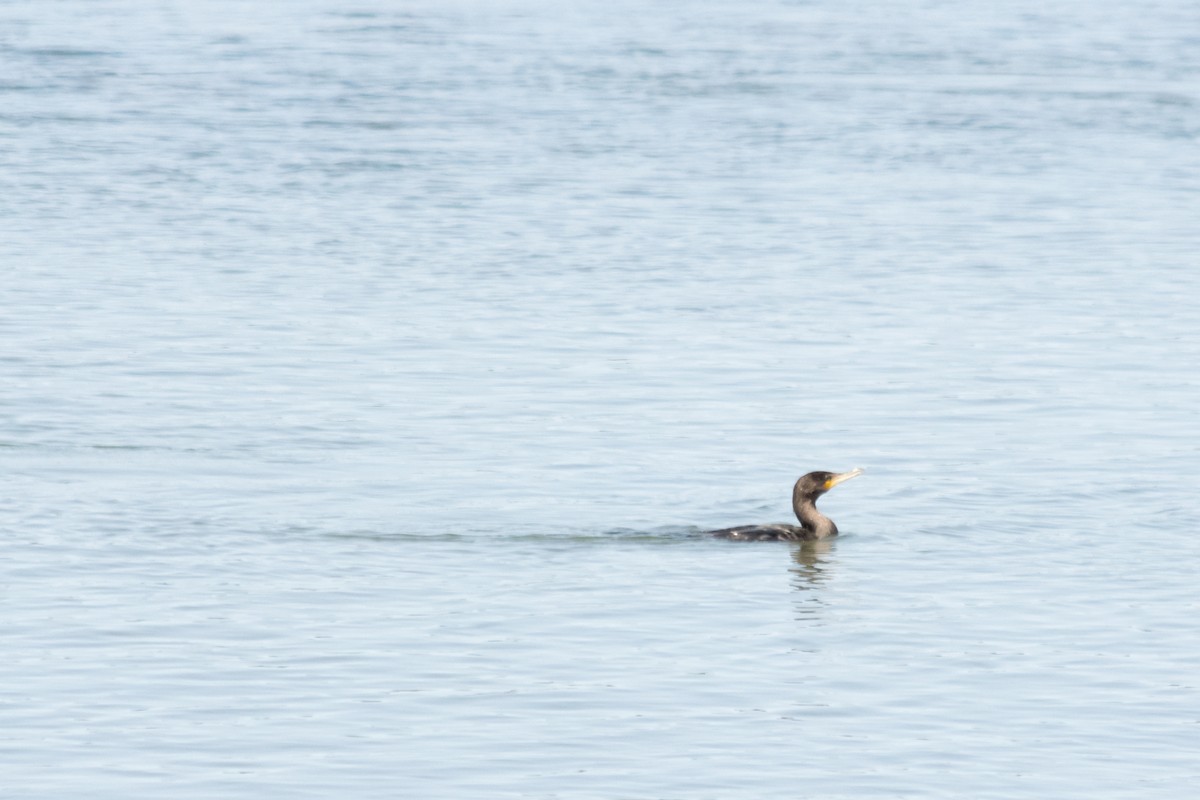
top-left (708, 468), bottom-right (863, 541)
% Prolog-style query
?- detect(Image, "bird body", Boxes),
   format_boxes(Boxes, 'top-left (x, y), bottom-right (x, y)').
top-left (709, 468), bottom-right (863, 542)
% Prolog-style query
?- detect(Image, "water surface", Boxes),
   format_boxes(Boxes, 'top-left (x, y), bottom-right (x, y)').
top-left (4, 1), bottom-right (1199, 797)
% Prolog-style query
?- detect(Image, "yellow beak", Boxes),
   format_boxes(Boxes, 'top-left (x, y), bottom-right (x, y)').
top-left (823, 468), bottom-right (864, 491)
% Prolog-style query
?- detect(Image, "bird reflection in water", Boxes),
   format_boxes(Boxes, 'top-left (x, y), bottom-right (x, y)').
top-left (789, 539), bottom-right (836, 622)
top-left (790, 538), bottom-right (834, 590)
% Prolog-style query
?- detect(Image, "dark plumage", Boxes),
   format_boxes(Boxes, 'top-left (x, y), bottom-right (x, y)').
top-left (709, 468), bottom-right (863, 542)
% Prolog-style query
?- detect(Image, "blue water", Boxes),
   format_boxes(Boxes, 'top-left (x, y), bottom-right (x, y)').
top-left (4, 1), bottom-right (1199, 797)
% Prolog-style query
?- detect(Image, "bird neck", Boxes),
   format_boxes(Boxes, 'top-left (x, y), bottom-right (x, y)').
top-left (793, 496), bottom-right (837, 538)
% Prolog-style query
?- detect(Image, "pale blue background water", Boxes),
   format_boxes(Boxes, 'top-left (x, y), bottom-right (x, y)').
top-left (3, 1), bottom-right (1199, 797)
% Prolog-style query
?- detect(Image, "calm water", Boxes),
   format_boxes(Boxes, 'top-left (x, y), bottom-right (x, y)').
top-left (4, 0), bottom-right (1199, 797)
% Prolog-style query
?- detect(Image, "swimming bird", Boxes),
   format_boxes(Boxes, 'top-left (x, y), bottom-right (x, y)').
top-left (708, 468), bottom-right (863, 541)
